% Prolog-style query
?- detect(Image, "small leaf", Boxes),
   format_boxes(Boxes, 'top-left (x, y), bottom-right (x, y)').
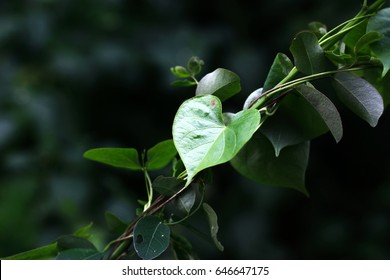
top-left (230, 132), bottom-right (310, 195)
top-left (354, 31), bottom-right (383, 54)
top-left (173, 95), bottom-right (260, 186)
top-left (290, 31), bottom-right (328, 74)
top-left (105, 211), bottom-right (128, 234)
top-left (170, 66), bottom-right (191, 78)
top-left (146, 139), bottom-right (177, 170)
top-left (261, 92), bottom-right (328, 156)
top-left (2, 243), bottom-right (58, 260)
top-left (308, 21), bottom-right (327, 38)
top-left (203, 203), bottom-right (224, 251)
top-left (133, 216), bottom-right (170, 260)
top-left (263, 53), bottom-right (294, 92)
top-left (56, 248), bottom-right (103, 260)
top-left (333, 72), bottom-right (384, 127)
top-left (153, 175), bottom-right (185, 196)
top-left (173, 187), bottom-right (196, 215)
top-left (295, 84), bottom-right (343, 142)
top-left (195, 68), bottom-right (241, 101)
top-left (171, 79), bottom-right (197, 87)
top-left (187, 56), bottom-right (204, 75)
top-left (83, 148), bottom-right (142, 171)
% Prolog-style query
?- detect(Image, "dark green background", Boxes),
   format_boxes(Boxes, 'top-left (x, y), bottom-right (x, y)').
top-left (1, 0), bottom-right (389, 259)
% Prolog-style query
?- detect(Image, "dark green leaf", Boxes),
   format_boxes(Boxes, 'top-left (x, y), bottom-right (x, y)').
top-left (230, 132), bottom-right (310, 195)
top-left (153, 175), bottom-right (185, 196)
top-left (354, 31), bottom-right (383, 54)
top-left (2, 243), bottom-right (58, 260)
top-left (195, 68), bottom-right (241, 101)
top-left (325, 49), bottom-right (353, 65)
top-left (290, 31), bottom-right (328, 74)
top-left (171, 79), bottom-right (197, 87)
top-left (73, 222), bottom-right (94, 239)
top-left (202, 203), bottom-right (224, 251)
top-left (263, 53), bottom-right (294, 92)
top-left (261, 92), bottom-right (328, 156)
top-left (105, 211), bottom-right (128, 235)
top-left (56, 248), bottom-right (103, 260)
top-left (187, 56), bottom-right (204, 75)
top-left (57, 235), bottom-right (97, 251)
top-left (308, 21), bottom-right (327, 38)
top-left (170, 66), bottom-right (191, 78)
top-left (83, 148), bottom-right (142, 171)
top-left (171, 234), bottom-right (196, 260)
top-left (173, 187), bottom-right (196, 215)
top-left (173, 95), bottom-right (260, 186)
top-left (133, 216), bottom-right (170, 260)
top-left (295, 84), bottom-right (343, 142)
top-left (333, 72), bottom-right (384, 127)
top-left (146, 139), bottom-right (177, 170)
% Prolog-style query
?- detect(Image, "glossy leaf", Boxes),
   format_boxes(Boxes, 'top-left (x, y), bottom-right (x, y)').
top-left (173, 95), bottom-right (260, 186)
top-left (230, 133), bottom-right (310, 195)
top-left (295, 84), bottom-right (343, 142)
top-left (146, 139), bottom-right (177, 170)
top-left (263, 53), bottom-right (294, 92)
top-left (133, 216), bottom-right (170, 260)
top-left (333, 72), bottom-right (384, 127)
top-left (203, 203), bottom-right (224, 251)
top-left (290, 31), bottom-right (328, 74)
top-left (105, 211), bottom-right (128, 235)
top-left (153, 175), bottom-right (185, 196)
top-left (367, 7), bottom-right (390, 76)
top-left (195, 68), bottom-right (241, 101)
top-left (261, 92), bottom-right (328, 156)
top-left (83, 148), bottom-right (142, 171)
top-left (2, 243), bottom-right (58, 260)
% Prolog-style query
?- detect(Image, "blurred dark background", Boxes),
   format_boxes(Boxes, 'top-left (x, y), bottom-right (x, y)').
top-left (1, 0), bottom-right (389, 259)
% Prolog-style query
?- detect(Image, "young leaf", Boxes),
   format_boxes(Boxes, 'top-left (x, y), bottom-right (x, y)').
top-left (171, 66), bottom-right (191, 78)
top-left (1, 243), bottom-right (58, 260)
top-left (83, 148), bottom-right (142, 171)
top-left (171, 79), bottom-right (197, 87)
top-left (260, 92), bottom-right (328, 156)
top-left (290, 31), bottom-right (328, 74)
top-left (187, 56), bottom-right (204, 76)
top-left (105, 211), bottom-right (128, 235)
top-left (202, 203), bottom-right (224, 251)
top-left (153, 175), bottom-right (185, 196)
top-left (133, 216), bottom-right (170, 260)
top-left (145, 139), bottom-right (177, 171)
top-left (295, 84), bottom-right (343, 143)
top-left (172, 95), bottom-right (260, 186)
top-left (230, 132), bottom-right (310, 195)
top-left (195, 68), bottom-right (241, 101)
top-left (263, 53), bottom-right (294, 92)
top-left (333, 72), bottom-right (384, 127)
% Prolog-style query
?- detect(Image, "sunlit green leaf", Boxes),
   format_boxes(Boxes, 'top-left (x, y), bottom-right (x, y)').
top-left (173, 95), bottom-right (260, 186)
top-left (133, 216), bottom-right (170, 260)
top-left (202, 203), bottom-right (224, 251)
top-left (263, 53), bottom-right (294, 92)
top-left (295, 84), bottom-right (343, 142)
top-left (290, 31), bottom-right (328, 74)
top-left (195, 68), bottom-right (241, 101)
top-left (333, 72), bottom-right (384, 127)
top-left (146, 139), bottom-right (177, 170)
top-left (230, 132), bottom-right (310, 195)
top-left (83, 148), bottom-right (142, 171)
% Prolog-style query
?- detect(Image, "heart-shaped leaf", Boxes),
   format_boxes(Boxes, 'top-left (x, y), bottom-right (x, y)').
top-left (333, 72), bottom-right (384, 127)
top-left (195, 68), bottom-right (241, 101)
top-left (83, 148), bottom-right (142, 171)
top-left (230, 132), bottom-right (310, 195)
top-left (145, 139), bottom-right (177, 170)
top-left (290, 31), bottom-right (328, 74)
top-left (295, 84), bottom-right (343, 143)
top-left (133, 216), bottom-right (170, 260)
top-left (172, 95), bottom-right (260, 186)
